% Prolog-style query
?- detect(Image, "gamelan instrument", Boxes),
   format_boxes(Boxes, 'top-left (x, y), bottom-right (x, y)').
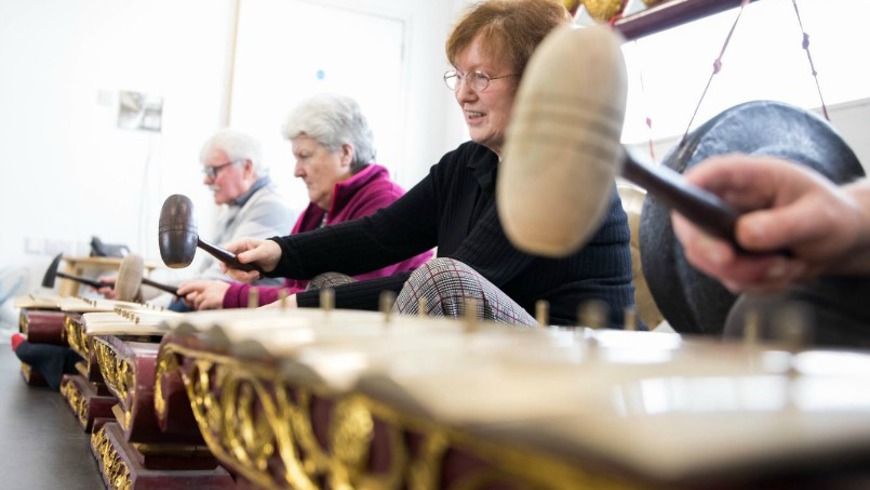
top-left (124, 306), bottom-right (870, 489)
top-left (17, 291), bottom-right (870, 489)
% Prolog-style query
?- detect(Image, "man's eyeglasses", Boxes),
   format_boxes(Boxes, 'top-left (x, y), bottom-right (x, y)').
top-left (443, 70), bottom-right (518, 92)
top-left (202, 160), bottom-right (241, 180)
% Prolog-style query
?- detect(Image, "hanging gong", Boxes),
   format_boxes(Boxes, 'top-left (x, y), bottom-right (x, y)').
top-left (639, 100), bottom-right (865, 335)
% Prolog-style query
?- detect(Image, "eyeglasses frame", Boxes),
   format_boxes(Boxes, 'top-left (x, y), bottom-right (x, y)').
top-left (443, 69), bottom-right (518, 92)
top-left (203, 159), bottom-right (244, 180)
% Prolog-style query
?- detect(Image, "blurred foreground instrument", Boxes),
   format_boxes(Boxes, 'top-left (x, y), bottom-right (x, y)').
top-left (140, 307), bottom-right (870, 489)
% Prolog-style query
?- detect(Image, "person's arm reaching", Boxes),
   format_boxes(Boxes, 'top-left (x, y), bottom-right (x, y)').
top-left (671, 155), bottom-right (870, 293)
top-left (176, 279), bottom-right (231, 310)
top-left (222, 237), bottom-right (283, 282)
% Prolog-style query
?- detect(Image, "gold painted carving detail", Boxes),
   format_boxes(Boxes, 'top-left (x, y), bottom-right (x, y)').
top-left (162, 344), bottom-right (645, 490)
top-left (91, 427), bottom-right (133, 490)
top-left (60, 377), bottom-right (88, 428)
top-left (93, 340), bottom-right (134, 408)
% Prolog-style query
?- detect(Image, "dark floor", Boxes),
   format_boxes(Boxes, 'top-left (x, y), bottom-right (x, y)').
top-left (0, 346), bottom-right (105, 490)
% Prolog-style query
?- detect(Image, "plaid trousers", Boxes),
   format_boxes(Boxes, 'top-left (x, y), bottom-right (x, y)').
top-left (309, 258), bottom-right (536, 327)
top-left (396, 258), bottom-right (536, 326)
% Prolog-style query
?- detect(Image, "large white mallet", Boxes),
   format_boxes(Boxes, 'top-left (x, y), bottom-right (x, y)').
top-left (500, 25), bottom-right (740, 257)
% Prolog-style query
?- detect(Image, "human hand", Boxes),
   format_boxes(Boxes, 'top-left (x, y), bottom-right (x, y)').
top-left (220, 238), bottom-right (282, 282)
top-left (95, 274), bottom-right (117, 300)
top-left (671, 155), bottom-right (867, 293)
top-left (176, 280), bottom-right (231, 310)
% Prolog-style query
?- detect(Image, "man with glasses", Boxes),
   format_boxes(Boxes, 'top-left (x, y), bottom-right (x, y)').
top-left (99, 128), bottom-right (294, 309)
top-left (22, 129), bottom-right (295, 385)
top-left (194, 128), bottom-right (295, 284)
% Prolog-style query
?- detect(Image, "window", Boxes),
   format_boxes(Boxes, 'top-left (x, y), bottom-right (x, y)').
top-left (614, 0), bottom-right (869, 146)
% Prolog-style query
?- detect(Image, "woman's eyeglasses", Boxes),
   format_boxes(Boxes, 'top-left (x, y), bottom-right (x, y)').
top-left (443, 70), bottom-right (518, 92)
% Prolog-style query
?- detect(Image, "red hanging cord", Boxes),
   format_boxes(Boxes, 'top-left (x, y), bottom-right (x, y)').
top-left (608, 0), bottom-right (632, 26)
top-left (791, 0), bottom-right (830, 121)
top-left (679, 0), bottom-right (751, 148)
top-left (636, 44), bottom-right (656, 161)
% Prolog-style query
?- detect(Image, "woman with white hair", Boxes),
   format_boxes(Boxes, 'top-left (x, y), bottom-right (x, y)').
top-left (178, 93), bottom-right (432, 309)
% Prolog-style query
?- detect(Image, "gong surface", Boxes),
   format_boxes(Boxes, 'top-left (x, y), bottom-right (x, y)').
top-left (640, 100), bottom-right (865, 335)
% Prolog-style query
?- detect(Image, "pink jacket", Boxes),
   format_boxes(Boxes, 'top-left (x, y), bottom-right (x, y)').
top-left (222, 164), bottom-right (432, 308)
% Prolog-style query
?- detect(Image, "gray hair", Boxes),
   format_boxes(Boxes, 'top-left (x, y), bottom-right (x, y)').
top-left (281, 93), bottom-right (376, 173)
top-left (199, 128), bottom-right (268, 177)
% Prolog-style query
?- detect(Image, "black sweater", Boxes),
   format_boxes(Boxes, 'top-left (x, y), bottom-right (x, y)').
top-left (269, 142), bottom-right (635, 327)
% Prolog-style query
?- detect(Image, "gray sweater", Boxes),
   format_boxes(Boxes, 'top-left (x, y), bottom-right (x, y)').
top-left (199, 177), bottom-right (294, 286)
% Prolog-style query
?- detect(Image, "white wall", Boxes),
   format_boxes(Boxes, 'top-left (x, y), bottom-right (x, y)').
top-left (826, 98), bottom-right (870, 175)
top-left (0, 0), bottom-right (237, 288)
top-left (0, 0), bottom-right (469, 292)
